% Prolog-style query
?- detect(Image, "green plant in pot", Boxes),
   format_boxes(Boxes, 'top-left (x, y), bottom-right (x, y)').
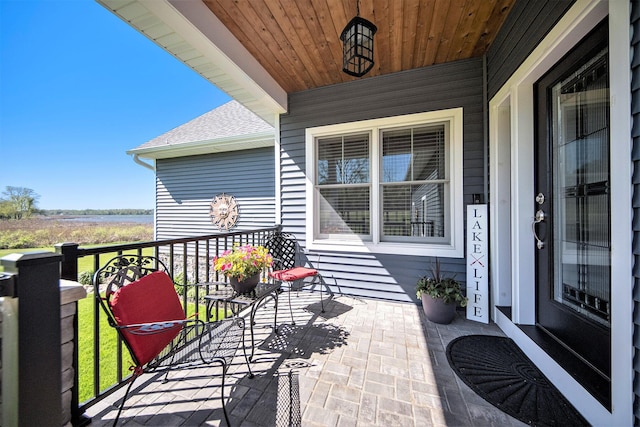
top-left (212, 244), bottom-right (273, 294)
top-left (416, 258), bottom-right (468, 324)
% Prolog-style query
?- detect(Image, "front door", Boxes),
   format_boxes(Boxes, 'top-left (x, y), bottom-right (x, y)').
top-left (533, 21), bottom-right (611, 403)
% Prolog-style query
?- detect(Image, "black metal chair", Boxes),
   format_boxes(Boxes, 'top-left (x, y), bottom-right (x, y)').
top-left (264, 231), bottom-right (329, 325)
top-left (93, 255), bottom-right (252, 426)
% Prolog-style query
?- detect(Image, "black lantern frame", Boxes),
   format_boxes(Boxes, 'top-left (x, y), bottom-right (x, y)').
top-left (340, 15), bottom-right (377, 77)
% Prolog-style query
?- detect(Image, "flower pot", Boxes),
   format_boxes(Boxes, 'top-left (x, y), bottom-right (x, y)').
top-left (228, 273), bottom-right (260, 294)
top-left (421, 294), bottom-right (456, 324)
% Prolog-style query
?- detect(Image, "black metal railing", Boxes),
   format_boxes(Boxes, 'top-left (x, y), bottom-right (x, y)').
top-left (55, 225), bottom-right (280, 421)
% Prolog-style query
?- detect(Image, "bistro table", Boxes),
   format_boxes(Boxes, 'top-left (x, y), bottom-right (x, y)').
top-left (202, 280), bottom-right (280, 361)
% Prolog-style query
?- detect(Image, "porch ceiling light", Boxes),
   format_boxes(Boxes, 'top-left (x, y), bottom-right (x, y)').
top-left (340, 1), bottom-right (377, 77)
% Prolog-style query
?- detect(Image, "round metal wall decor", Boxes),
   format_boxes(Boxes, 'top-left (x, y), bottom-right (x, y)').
top-left (210, 193), bottom-right (239, 230)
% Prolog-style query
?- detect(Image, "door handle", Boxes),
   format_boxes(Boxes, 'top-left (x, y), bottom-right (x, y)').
top-left (532, 209), bottom-right (546, 249)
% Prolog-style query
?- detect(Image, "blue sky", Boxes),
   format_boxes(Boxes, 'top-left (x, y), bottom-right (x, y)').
top-left (0, 0), bottom-right (230, 210)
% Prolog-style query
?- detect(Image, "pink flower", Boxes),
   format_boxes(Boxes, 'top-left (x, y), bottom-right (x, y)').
top-left (212, 244), bottom-right (273, 280)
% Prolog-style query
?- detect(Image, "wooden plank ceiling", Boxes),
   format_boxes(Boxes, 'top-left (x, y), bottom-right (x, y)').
top-left (203, 0), bottom-right (516, 93)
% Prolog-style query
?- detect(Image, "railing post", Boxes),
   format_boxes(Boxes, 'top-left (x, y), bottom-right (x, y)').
top-left (1, 272), bottom-right (17, 427)
top-left (1, 251), bottom-right (62, 426)
top-left (53, 243), bottom-right (91, 426)
top-left (60, 281), bottom-right (90, 427)
top-left (56, 242), bottom-right (79, 281)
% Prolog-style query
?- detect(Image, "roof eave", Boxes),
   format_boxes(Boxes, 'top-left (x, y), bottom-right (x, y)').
top-left (96, 0), bottom-right (287, 126)
top-left (127, 131), bottom-right (275, 160)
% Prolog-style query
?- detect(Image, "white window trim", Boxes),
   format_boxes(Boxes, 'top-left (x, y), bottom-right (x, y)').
top-left (305, 108), bottom-right (464, 257)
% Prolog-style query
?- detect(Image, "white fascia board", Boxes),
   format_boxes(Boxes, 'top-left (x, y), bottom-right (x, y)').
top-left (127, 132), bottom-right (275, 160)
top-left (97, 0), bottom-right (287, 125)
top-left (166, 0), bottom-right (287, 112)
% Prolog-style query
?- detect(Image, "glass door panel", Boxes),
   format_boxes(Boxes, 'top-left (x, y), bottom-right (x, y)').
top-left (551, 50), bottom-right (611, 326)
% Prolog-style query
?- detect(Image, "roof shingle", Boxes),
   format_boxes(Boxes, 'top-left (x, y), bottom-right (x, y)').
top-left (131, 100), bottom-right (274, 151)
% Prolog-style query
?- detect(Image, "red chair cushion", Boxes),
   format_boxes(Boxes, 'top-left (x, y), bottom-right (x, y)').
top-left (270, 266), bottom-right (318, 282)
top-left (109, 271), bottom-right (185, 367)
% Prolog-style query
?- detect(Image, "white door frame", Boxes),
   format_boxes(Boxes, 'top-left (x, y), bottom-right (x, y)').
top-left (488, 0), bottom-right (632, 425)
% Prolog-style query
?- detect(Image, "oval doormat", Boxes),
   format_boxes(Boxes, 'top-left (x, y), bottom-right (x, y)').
top-left (446, 335), bottom-right (589, 426)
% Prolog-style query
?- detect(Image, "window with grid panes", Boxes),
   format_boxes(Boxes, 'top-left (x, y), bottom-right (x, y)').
top-left (381, 124), bottom-right (448, 243)
top-left (317, 133), bottom-right (371, 238)
top-left (306, 109), bottom-right (463, 257)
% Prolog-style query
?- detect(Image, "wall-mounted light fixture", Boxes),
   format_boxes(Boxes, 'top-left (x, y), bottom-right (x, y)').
top-left (340, 1), bottom-right (377, 77)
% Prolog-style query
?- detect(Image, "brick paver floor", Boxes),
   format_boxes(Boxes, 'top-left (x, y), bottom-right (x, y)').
top-left (85, 291), bottom-right (527, 426)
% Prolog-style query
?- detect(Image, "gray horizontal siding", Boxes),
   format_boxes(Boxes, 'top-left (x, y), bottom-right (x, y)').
top-left (310, 252), bottom-right (467, 303)
top-left (631, 0), bottom-right (640, 421)
top-left (486, 0), bottom-right (575, 100)
top-left (280, 58), bottom-right (483, 302)
top-left (155, 148), bottom-right (275, 239)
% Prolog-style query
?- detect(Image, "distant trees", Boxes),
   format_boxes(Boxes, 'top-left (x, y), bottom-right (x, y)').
top-left (0, 186), bottom-right (40, 219)
top-left (42, 208), bottom-right (153, 216)
top-left (0, 186), bottom-right (153, 220)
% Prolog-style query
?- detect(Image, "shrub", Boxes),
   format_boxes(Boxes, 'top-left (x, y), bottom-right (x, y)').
top-left (78, 270), bottom-right (93, 286)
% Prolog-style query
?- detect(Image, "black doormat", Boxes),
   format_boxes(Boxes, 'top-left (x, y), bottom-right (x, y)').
top-left (446, 335), bottom-right (589, 426)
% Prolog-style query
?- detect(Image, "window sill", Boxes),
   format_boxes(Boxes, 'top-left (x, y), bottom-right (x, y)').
top-left (307, 239), bottom-right (464, 258)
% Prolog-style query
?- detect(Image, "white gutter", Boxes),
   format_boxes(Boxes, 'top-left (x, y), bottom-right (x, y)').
top-left (127, 131), bottom-right (275, 160)
top-left (132, 154), bottom-right (155, 171)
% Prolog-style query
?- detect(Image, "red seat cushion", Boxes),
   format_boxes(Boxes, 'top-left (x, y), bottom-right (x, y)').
top-left (269, 266), bottom-right (318, 282)
top-left (109, 271), bottom-right (185, 367)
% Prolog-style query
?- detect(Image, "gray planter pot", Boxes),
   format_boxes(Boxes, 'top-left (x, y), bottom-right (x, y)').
top-left (421, 294), bottom-right (456, 324)
top-left (229, 273), bottom-right (260, 294)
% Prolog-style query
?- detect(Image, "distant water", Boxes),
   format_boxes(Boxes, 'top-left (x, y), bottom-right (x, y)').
top-left (59, 215), bottom-right (153, 224)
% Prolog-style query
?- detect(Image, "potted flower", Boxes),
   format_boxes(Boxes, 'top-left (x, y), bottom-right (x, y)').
top-left (213, 244), bottom-right (273, 293)
top-left (416, 258), bottom-right (468, 324)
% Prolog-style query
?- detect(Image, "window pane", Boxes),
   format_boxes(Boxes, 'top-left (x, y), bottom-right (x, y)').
top-left (413, 125), bottom-right (445, 180)
top-left (382, 129), bottom-right (412, 182)
top-left (382, 125), bottom-right (445, 183)
top-left (319, 187), bottom-right (370, 235)
top-left (343, 134), bottom-right (369, 184)
top-left (382, 184), bottom-right (445, 239)
top-left (317, 134), bottom-right (369, 185)
top-left (317, 137), bottom-right (343, 185)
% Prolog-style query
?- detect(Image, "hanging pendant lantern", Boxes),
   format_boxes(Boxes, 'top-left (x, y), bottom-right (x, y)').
top-left (340, 1), bottom-right (377, 77)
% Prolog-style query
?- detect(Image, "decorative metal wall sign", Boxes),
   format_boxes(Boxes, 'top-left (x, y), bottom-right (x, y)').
top-left (210, 193), bottom-right (239, 230)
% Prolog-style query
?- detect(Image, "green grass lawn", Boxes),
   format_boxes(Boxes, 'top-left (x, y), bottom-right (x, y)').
top-left (77, 296), bottom-right (130, 402)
